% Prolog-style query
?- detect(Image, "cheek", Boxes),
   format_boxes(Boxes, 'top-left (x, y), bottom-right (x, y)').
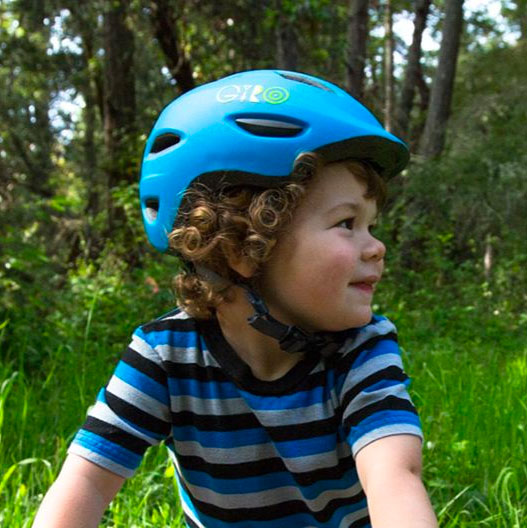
top-left (297, 246), bottom-right (355, 296)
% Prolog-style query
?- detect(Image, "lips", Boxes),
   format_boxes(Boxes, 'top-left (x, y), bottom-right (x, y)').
top-left (350, 282), bottom-right (374, 293)
top-left (349, 275), bottom-right (380, 294)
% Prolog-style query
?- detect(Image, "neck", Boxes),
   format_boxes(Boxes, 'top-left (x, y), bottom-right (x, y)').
top-left (215, 286), bottom-right (304, 381)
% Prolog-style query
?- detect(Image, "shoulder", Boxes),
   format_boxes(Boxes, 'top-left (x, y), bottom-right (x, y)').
top-left (335, 314), bottom-right (400, 370)
top-left (131, 307), bottom-right (203, 351)
top-left (140, 307), bottom-right (197, 332)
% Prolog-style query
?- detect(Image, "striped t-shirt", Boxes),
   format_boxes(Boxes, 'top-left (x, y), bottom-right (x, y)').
top-left (69, 309), bottom-right (422, 528)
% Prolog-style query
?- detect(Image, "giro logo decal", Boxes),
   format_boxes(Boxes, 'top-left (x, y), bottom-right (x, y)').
top-left (216, 84), bottom-right (290, 104)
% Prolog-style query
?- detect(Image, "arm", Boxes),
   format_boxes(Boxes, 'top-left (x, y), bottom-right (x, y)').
top-left (356, 434), bottom-right (438, 528)
top-left (32, 453), bottom-right (125, 528)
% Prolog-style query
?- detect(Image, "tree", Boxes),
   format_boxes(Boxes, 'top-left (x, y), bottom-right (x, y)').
top-left (502, 0), bottom-right (527, 41)
top-left (102, 0), bottom-right (137, 235)
top-left (383, 0), bottom-right (394, 131)
top-left (346, 0), bottom-right (369, 99)
top-left (148, 0), bottom-right (195, 92)
top-left (396, 0), bottom-right (432, 140)
top-left (418, 0), bottom-right (465, 159)
top-left (275, 0), bottom-right (299, 70)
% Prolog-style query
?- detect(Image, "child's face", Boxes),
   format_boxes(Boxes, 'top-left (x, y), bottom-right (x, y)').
top-left (258, 162), bottom-right (385, 333)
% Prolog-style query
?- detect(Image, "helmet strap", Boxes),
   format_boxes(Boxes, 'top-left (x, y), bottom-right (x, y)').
top-left (194, 265), bottom-right (347, 357)
top-left (243, 287), bottom-right (347, 357)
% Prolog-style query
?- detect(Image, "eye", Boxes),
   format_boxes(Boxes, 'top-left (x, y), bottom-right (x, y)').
top-left (336, 217), bottom-right (355, 230)
top-left (368, 222), bottom-right (378, 234)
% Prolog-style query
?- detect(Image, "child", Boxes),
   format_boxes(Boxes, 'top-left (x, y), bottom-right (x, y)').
top-left (33, 70), bottom-right (438, 527)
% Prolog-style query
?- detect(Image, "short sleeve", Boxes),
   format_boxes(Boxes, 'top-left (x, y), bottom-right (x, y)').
top-left (68, 327), bottom-right (172, 478)
top-left (338, 316), bottom-right (423, 457)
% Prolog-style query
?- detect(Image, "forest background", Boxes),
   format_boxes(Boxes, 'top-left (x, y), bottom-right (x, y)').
top-left (0, 0), bottom-right (526, 526)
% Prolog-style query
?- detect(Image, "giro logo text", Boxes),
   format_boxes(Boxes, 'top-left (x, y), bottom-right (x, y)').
top-left (216, 84), bottom-right (290, 104)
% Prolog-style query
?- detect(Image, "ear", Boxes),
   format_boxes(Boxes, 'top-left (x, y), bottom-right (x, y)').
top-left (226, 251), bottom-right (257, 279)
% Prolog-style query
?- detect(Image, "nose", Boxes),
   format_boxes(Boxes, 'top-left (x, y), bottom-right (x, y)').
top-left (362, 233), bottom-right (386, 262)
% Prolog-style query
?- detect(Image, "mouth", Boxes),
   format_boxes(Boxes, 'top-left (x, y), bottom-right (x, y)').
top-left (349, 276), bottom-right (380, 294)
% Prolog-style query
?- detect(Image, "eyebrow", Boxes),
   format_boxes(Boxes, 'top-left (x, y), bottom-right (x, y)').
top-left (326, 200), bottom-right (379, 219)
top-left (327, 202), bottom-right (360, 214)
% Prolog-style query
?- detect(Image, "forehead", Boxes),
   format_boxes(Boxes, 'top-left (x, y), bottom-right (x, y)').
top-left (297, 161), bottom-right (372, 213)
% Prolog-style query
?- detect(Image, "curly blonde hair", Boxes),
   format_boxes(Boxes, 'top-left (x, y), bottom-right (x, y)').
top-left (169, 156), bottom-right (385, 319)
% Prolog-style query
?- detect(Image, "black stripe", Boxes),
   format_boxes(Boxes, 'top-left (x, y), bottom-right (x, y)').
top-left (164, 361), bottom-right (230, 383)
top-left (171, 410), bottom-right (261, 431)
top-left (178, 453), bottom-right (287, 479)
top-left (105, 390), bottom-right (171, 437)
top-left (266, 415), bottom-right (340, 442)
top-left (335, 333), bottom-right (399, 376)
top-left (179, 477), bottom-right (368, 523)
top-left (141, 316), bottom-right (198, 334)
top-left (344, 395), bottom-right (418, 429)
top-left (340, 365), bottom-right (408, 412)
top-left (82, 416), bottom-right (150, 455)
top-left (122, 347), bottom-right (167, 387)
top-left (177, 452), bottom-right (356, 485)
top-left (172, 410), bottom-right (340, 441)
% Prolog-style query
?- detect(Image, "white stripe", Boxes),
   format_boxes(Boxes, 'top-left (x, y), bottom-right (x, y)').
top-left (164, 310), bottom-right (192, 320)
top-left (154, 343), bottom-right (221, 368)
top-left (171, 394), bottom-right (249, 415)
top-left (255, 399), bottom-right (337, 427)
top-left (339, 505), bottom-right (370, 527)
top-left (107, 376), bottom-right (170, 421)
top-left (130, 334), bottom-right (163, 365)
top-left (171, 438), bottom-right (353, 473)
top-left (173, 439), bottom-right (279, 463)
top-left (351, 426), bottom-right (423, 457)
top-left (183, 478), bottom-right (363, 512)
top-left (341, 352), bottom-right (404, 396)
top-left (342, 385), bottom-right (414, 423)
top-left (68, 444), bottom-right (134, 478)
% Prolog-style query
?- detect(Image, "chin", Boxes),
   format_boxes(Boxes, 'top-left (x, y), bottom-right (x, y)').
top-left (345, 309), bottom-right (373, 329)
top-left (317, 311), bottom-right (373, 333)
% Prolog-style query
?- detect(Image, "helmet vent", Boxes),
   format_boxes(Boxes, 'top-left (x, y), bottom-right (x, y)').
top-left (235, 118), bottom-right (303, 137)
top-left (278, 73), bottom-right (333, 92)
top-left (150, 133), bottom-right (181, 154)
top-left (144, 198), bottom-right (159, 221)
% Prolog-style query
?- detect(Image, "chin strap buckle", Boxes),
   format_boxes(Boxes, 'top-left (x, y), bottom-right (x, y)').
top-left (244, 288), bottom-right (347, 357)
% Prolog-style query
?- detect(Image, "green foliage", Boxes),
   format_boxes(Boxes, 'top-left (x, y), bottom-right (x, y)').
top-left (1, 256), bottom-right (527, 525)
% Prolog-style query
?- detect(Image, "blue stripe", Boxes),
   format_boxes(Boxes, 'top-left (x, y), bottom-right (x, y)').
top-left (172, 425), bottom-right (270, 448)
top-left (363, 377), bottom-right (410, 393)
top-left (135, 327), bottom-right (200, 349)
top-left (240, 385), bottom-right (330, 410)
top-left (168, 378), bottom-right (240, 399)
top-left (351, 339), bottom-right (400, 369)
top-left (347, 410), bottom-right (422, 446)
top-left (274, 433), bottom-right (338, 458)
top-left (114, 361), bottom-right (169, 405)
top-left (72, 429), bottom-right (141, 470)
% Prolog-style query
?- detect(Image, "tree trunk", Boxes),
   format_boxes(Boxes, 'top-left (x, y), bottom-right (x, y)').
top-left (103, 0), bottom-right (136, 233)
top-left (396, 0), bottom-right (431, 140)
top-left (418, 0), bottom-right (465, 159)
top-left (346, 0), bottom-right (369, 99)
top-left (383, 0), bottom-right (394, 132)
top-left (514, 0), bottom-right (527, 40)
top-left (276, 12), bottom-right (298, 70)
top-left (149, 0), bottom-right (195, 93)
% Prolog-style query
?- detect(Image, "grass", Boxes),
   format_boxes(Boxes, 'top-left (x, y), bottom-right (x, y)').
top-left (1, 261), bottom-right (526, 526)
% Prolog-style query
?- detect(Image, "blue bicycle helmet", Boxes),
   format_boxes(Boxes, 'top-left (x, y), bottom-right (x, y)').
top-left (140, 69), bottom-right (409, 253)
